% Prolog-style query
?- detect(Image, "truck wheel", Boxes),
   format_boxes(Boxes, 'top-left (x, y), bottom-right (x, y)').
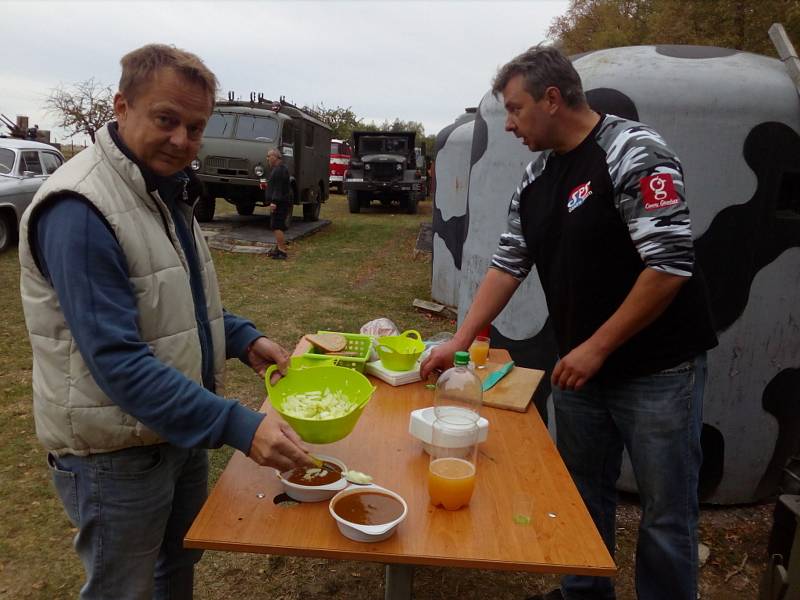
top-left (195, 193), bottom-right (216, 222)
top-left (303, 200), bottom-right (321, 221)
top-left (236, 202), bottom-right (255, 216)
top-left (405, 192), bottom-right (418, 215)
top-left (348, 191), bottom-right (361, 214)
top-left (0, 212), bottom-right (15, 252)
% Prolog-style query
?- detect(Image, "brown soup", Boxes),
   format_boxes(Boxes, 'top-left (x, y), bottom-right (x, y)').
top-left (333, 492), bottom-right (404, 525)
top-left (284, 461), bottom-right (343, 486)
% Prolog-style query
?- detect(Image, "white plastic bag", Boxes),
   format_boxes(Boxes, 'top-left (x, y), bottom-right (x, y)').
top-left (360, 318), bottom-right (400, 361)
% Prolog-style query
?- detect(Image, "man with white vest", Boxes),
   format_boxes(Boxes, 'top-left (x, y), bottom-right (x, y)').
top-left (18, 44), bottom-right (311, 599)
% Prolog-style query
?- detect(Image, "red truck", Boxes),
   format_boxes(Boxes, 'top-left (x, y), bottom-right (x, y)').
top-left (329, 138), bottom-right (351, 193)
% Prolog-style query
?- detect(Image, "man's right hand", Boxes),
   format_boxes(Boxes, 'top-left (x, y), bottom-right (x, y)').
top-left (419, 339), bottom-right (462, 380)
top-left (248, 406), bottom-right (313, 471)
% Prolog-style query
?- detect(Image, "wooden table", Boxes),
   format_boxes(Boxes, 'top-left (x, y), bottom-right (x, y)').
top-left (185, 348), bottom-right (615, 599)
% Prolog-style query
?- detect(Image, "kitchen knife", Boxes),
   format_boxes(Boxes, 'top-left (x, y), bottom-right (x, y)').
top-left (482, 361), bottom-right (515, 392)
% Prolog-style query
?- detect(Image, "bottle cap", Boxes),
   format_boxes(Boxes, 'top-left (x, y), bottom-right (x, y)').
top-left (454, 351), bottom-right (470, 366)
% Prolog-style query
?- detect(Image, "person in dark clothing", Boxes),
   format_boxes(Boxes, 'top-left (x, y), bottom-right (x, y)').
top-left (266, 148), bottom-right (291, 259)
top-left (421, 45), bottom-right (717, 600)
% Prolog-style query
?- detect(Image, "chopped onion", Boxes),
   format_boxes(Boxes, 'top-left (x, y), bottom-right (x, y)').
top-left (281, 388), bottom-right (354, 420)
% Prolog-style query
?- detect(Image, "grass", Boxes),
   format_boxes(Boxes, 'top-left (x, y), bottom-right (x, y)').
top-left (0, 194), bottom-right (452, 599)
top-left (0, 195), bottom-right (771, 599)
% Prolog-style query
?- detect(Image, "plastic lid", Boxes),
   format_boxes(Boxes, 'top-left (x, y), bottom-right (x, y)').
top-left (454, 351), bottom-right (470, 366)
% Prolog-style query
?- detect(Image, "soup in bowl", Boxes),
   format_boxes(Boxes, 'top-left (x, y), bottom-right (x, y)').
top-left (329, 484), bottom-right (408, 542)
top-left (277, 454), bottom-right (348, 502)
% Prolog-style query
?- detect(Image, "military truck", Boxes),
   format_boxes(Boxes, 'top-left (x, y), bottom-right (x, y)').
top-left (343, 131), bottom-right (422, 214)
top-left (192, 94), bottom-right (331, 223)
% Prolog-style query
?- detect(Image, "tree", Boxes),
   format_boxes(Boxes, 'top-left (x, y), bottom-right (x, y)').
top-left (45, 78), bottom-right (115, 143)
top-left (306, 103), bottom-right (435, 155)
top-left (548, 0), bottom-right (800, 56)
top-left (306, 104), bottom-right (364, 140)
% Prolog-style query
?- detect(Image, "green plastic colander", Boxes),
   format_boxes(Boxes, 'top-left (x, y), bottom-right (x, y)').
top-left (265, 364), bottom-right (375, 444)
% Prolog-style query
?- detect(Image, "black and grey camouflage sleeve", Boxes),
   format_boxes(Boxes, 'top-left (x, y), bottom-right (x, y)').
top-left (598, 117), bottom-right (695, 277)
top-left (490, 157), bottom-right (546, 280)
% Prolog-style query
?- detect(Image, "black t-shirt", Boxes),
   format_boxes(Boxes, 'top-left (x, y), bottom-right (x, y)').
top-left (267, 163), bottom-right (290, 203)
top-left (491, 115), bottom-right (717, 379)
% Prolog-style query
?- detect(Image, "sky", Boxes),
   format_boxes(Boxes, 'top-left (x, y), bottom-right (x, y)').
top-left (1, 0), bottom-right (569, 144)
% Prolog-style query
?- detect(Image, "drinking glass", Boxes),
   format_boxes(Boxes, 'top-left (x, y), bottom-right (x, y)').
top-left (468, 336), bottom-right (490, 368)
top-left (428, 419), bottom-right (478, 510)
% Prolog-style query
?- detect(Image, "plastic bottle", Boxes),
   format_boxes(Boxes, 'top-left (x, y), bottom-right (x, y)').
top-left (433, 351), bottom-right (482, 425)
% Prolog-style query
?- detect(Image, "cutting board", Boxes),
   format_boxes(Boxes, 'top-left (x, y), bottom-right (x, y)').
top-left (476, 359), bottom-right (545, 413)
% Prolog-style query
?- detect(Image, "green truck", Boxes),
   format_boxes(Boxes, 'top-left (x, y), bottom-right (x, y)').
top-left (192, 95), bottom-right (331, 223)
top-left (343, 131), bottom-right (423, 214)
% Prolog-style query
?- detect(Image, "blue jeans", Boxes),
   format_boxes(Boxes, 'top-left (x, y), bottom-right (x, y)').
top-left (555, 354), bottom-right (706, 600)
top-left (48, 444), bottom-right (208, 600)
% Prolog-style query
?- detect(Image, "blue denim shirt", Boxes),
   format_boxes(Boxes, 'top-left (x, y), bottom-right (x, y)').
top-left (33, 176), bottom-right (266, 454)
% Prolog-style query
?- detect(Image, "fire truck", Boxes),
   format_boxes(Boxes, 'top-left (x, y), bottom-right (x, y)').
top-left (329, 138), bottom-right (351, 193)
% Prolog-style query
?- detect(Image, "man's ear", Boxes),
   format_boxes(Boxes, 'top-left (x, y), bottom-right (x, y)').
top-left (544, 86), bottom-right (563, 115)
top-left (113, 92), bottom-right (127, 123)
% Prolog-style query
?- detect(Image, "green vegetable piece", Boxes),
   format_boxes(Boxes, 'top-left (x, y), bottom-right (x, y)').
top-left (513, 514), bottom-right (531, 525)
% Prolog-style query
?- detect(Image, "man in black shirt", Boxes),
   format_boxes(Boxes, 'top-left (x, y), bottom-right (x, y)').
top-left (266, 149), bottom-right (291, 259)
top-left (421, 46), bottom-right (717, 600)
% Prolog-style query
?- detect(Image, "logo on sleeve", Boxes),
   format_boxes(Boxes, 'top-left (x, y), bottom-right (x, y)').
top-left (641, 174), bottom-right (681, 211)
top-left (567, 181), bottom-right (592, 213)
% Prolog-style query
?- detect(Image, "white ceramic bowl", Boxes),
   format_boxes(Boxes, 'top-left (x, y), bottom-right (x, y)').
top-left (276, 454), bottom-right (348, 502)
top-left (328, 484), bottom-right (408, 542)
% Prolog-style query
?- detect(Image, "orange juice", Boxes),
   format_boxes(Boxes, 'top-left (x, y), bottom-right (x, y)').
top-left (428, 457), bottom-right (476, 510)
top-left (469, 340), bottom-right (489, 367)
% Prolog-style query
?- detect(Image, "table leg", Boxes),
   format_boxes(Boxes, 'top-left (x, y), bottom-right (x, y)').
top-left (385, 563), bottom-right (415, 600)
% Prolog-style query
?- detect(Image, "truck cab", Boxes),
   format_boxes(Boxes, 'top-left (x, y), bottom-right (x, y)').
top-left (343, 131), bottom-right (421, 214)
top-left (329, 139), bottom-right (351, 194)
top-left (193, 97), bottom-right (331, 223)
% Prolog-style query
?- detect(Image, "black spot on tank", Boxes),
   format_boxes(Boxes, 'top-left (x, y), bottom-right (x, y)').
top-left (695, 122), bottom-right (800, 332)
top-left (698, 424), bottom-right (724, 501)
top-left (656, 45), bottom-right (738, 59)
top-left (435, 122), bottom-right (460, 154)
top-left (470, 108), bottom-right (489, 169)
top-left (755, 369), bottom-right (800, 499)
top-left (435, 112), bottom-right (477, 154)
top-left (456, 109), bottom-right (477, 126)
top-left (586, 88), bottom-right (639, 121)
top-left (489, 320), bottom-right (558, 424)
top-left (432, 205), bottom-right (467, 270)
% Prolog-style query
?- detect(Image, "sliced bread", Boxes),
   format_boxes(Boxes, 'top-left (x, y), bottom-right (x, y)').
top-left (305, 332), bottom-right (347, 353)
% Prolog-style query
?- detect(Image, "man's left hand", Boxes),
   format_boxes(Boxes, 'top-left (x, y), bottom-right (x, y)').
top-left (246, 336), bottom-right (290, 382)
top-left (551, 340), bottom-right (607, 391)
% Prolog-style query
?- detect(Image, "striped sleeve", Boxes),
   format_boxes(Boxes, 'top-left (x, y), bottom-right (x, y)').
top-left (599, 118), bottom-right (695, 277)
top-left (490, 158), bottom-right (544, 280)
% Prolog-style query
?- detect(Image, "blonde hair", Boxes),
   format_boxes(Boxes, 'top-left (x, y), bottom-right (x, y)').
top-left (119, 43), bottom-right (218, 106)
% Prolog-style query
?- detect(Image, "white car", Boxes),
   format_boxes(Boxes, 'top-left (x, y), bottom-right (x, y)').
top-left (0, 138), bottom-right (65, 252)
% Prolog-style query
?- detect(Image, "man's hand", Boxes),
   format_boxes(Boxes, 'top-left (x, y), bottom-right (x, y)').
top-left (269, 203), bottom-right (276, 211)
top-left (419, 339), bottom-right (463, 380)
top-left (246, 336), bottom-right (290, 382)
top-left (551, 267), bottom-right (688, 392)
top-left (551, 339), bottom-right (607, 392)
top-left (248, 406), bottom-right (313, 471)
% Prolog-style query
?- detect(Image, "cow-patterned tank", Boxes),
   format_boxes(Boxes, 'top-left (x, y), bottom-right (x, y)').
top-left (432, 45), bottom-right (800, 503)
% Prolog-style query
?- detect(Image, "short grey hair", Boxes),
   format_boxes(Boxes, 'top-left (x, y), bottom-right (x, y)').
top-left (268, 148), bottom-right (283, 159)
top-left (492, 45), bottom-right (586, 108)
